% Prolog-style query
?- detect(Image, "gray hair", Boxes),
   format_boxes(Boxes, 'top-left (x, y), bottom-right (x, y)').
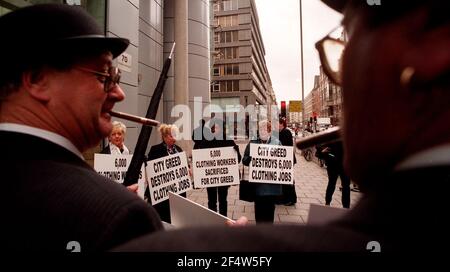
top-left (112, 121), bottom-right (126, 134)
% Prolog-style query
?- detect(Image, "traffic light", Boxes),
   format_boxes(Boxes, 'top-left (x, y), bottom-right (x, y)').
top-left (280, 101), bottom-right (286, 117)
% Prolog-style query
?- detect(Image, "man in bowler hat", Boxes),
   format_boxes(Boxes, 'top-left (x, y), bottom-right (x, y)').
top-left (0, 4), bottom-right (162, 251)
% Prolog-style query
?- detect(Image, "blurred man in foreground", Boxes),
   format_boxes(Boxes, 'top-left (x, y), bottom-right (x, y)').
top-left (115, 0), bottom-right (450, 251)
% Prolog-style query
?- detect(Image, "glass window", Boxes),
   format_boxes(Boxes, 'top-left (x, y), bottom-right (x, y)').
top-left (233, 31), bottom-right (238, 42)
top-left (223, 1), bottom-right (231, 11)
top-left (0, 0), bottom-right (106, 30)
top-left (225, 48), bottom-right (231, 59)
top-left (225, 32), bottom-right (231, 42)
top-left (220, 81), bottom-right (227, 91)
top-left (218, 31), bottom-right (238, 44)
top-left (212, 82), bottom-right (220, 92)
top-left (227, 81), bottom-right (232, 92)
top-left (213, 67), bottom-right (220, 76)
top-left (218, 15), bottom-right (238, 27)
top-left (233, 80), bottom-right (239, 92)
top-left (232, 15), bottom-right (238, 26)
top-left (221, 0), bottom-right (238, 11)
top-left (233, 64), bottom-right (239, 74)
top-left (226, 65), bottom-right (233, 75)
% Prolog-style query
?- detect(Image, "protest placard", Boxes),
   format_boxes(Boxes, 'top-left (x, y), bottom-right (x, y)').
top-left (94, 154), bottom-right (146, 199)
top-left (249, 144), bottom-right (294, 185)
top-left (146, 152), bottom-right (192, 205)
top-left (192, 147), bottom-right (240, 189)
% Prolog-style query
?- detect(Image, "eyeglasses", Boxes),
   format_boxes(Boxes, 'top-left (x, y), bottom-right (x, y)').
top-left (315, 27), bottom-right (346, 86)
top-left (76, 66), bottom-right (121, 92)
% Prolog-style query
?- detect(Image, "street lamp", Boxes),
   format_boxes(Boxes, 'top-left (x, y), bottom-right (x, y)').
top-left (299, 0), bottom-right (305, 133)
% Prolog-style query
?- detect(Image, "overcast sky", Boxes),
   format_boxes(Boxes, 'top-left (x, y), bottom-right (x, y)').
top-left (254, 0), bottom-right (342, 105)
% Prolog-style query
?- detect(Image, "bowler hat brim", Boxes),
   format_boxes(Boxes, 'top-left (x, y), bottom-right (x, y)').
top-left (321, 0), bottom-right (347, 13)
top-left (59, 35), bottom-right (130, 58)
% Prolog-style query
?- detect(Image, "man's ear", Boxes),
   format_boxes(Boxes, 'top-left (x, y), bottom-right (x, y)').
top-left (21, 70), bottom-right (51, 102)
top-left (403, 24), bottom-right (450, 86)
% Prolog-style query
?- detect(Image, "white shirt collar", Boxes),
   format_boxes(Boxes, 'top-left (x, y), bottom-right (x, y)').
top-left (395, 144), bottom-right (450, 171)
top-left (110, 143), bottom-right (130, 155)
top-left (0, 123), bottom-right (84, 160)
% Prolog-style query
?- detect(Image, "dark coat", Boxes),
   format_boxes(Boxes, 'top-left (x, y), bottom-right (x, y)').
top-left (278, 127), bottom-right (297, 164)
top-left (147, 142), bottom-right (183, 161)
top-left (100, 144), bottom-right (112, 154)
top-left (316, 140), bottom-right (344, 169)
top-left (146, 142), bottom-right (185, 223)
top-left (192, 125), bottom-right (212, 150)
top-left (114, 165), bottom-right (450, 252)
top-left (242, 137), bottom-right (282, 196)
top-left (0, 131), bottom-right (162, 252)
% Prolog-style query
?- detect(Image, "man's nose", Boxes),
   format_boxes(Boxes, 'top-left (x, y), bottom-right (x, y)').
top-left (109, 84), bottom-right (126, 102)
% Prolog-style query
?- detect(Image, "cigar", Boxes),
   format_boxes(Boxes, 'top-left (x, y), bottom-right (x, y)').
top-left (296, 127), bottom-right (341, 149)
top-left (110, 110), bottom-right (160, 127)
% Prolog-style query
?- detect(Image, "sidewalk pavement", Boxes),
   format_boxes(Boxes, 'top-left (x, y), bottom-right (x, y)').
top-left (187, 142), bottom-right (362, 225)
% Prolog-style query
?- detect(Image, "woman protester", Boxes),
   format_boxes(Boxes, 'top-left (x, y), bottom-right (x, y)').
top-left (146, 124), bottom-right (186, 223)
top-left (203, 119), bottom-right (241, 217)
top-left (242, 120), bottom-right (282, 223)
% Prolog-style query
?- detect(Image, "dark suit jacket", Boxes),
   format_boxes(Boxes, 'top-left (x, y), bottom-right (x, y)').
top-left (147, 142), bottom-right (183, 161)
top-left (192, 125), bottom-right (212, 150)
top-left (100, 144), bottom-right (112, 154)
top-left (316, 140), bottom-right (344, 169)
top-left (0, 131), bottom-right (163, 252)
top-left (146, 142), bottom-right (185, 223)
top-left (278, 128), bottom-right (297, 164)
top-left (114, 165), bottom-right (450, 252)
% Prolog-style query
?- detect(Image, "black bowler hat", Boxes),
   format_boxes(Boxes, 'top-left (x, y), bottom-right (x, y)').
top-left (0, 3), bottom-right (129, 60)
top-left (321, 0), bottom-right (347, 13)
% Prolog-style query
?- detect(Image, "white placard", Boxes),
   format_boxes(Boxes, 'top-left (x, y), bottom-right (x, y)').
top-left (249, 144), bottom-right (294, 185)
top-left (146, 152), bottom-right (192, 205)
top-left (94, 154), bottom-right (146, 199)
top-left (169, 192), bottom-right (232, 228)
top-left (192, 147), bottom-right (240, 188)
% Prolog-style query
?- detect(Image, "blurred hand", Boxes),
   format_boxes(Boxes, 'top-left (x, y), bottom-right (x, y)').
top-left (127, 184), bottom-right (139, 194)
top-left (226, 216), bottom-right (248, 227)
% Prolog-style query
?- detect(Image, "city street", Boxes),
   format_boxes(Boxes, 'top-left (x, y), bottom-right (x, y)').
top-left (187, 141), bottom-right (362, 225)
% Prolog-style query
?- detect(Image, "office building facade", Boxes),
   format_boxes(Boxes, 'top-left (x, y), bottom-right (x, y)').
top-left (210, 0), bottom-right (276, 137)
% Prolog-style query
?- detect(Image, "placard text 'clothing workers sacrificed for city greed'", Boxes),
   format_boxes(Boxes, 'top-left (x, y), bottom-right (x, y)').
top-left (192, 147), bottom-right (240, 188)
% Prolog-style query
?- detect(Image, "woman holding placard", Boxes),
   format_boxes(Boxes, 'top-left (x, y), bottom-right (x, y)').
top-left (242, 120), bottom-right (282, 223)
top-left (146, 124), bottom-right (186, 223)
top-left (203, 119), bottom-right (241, 217)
